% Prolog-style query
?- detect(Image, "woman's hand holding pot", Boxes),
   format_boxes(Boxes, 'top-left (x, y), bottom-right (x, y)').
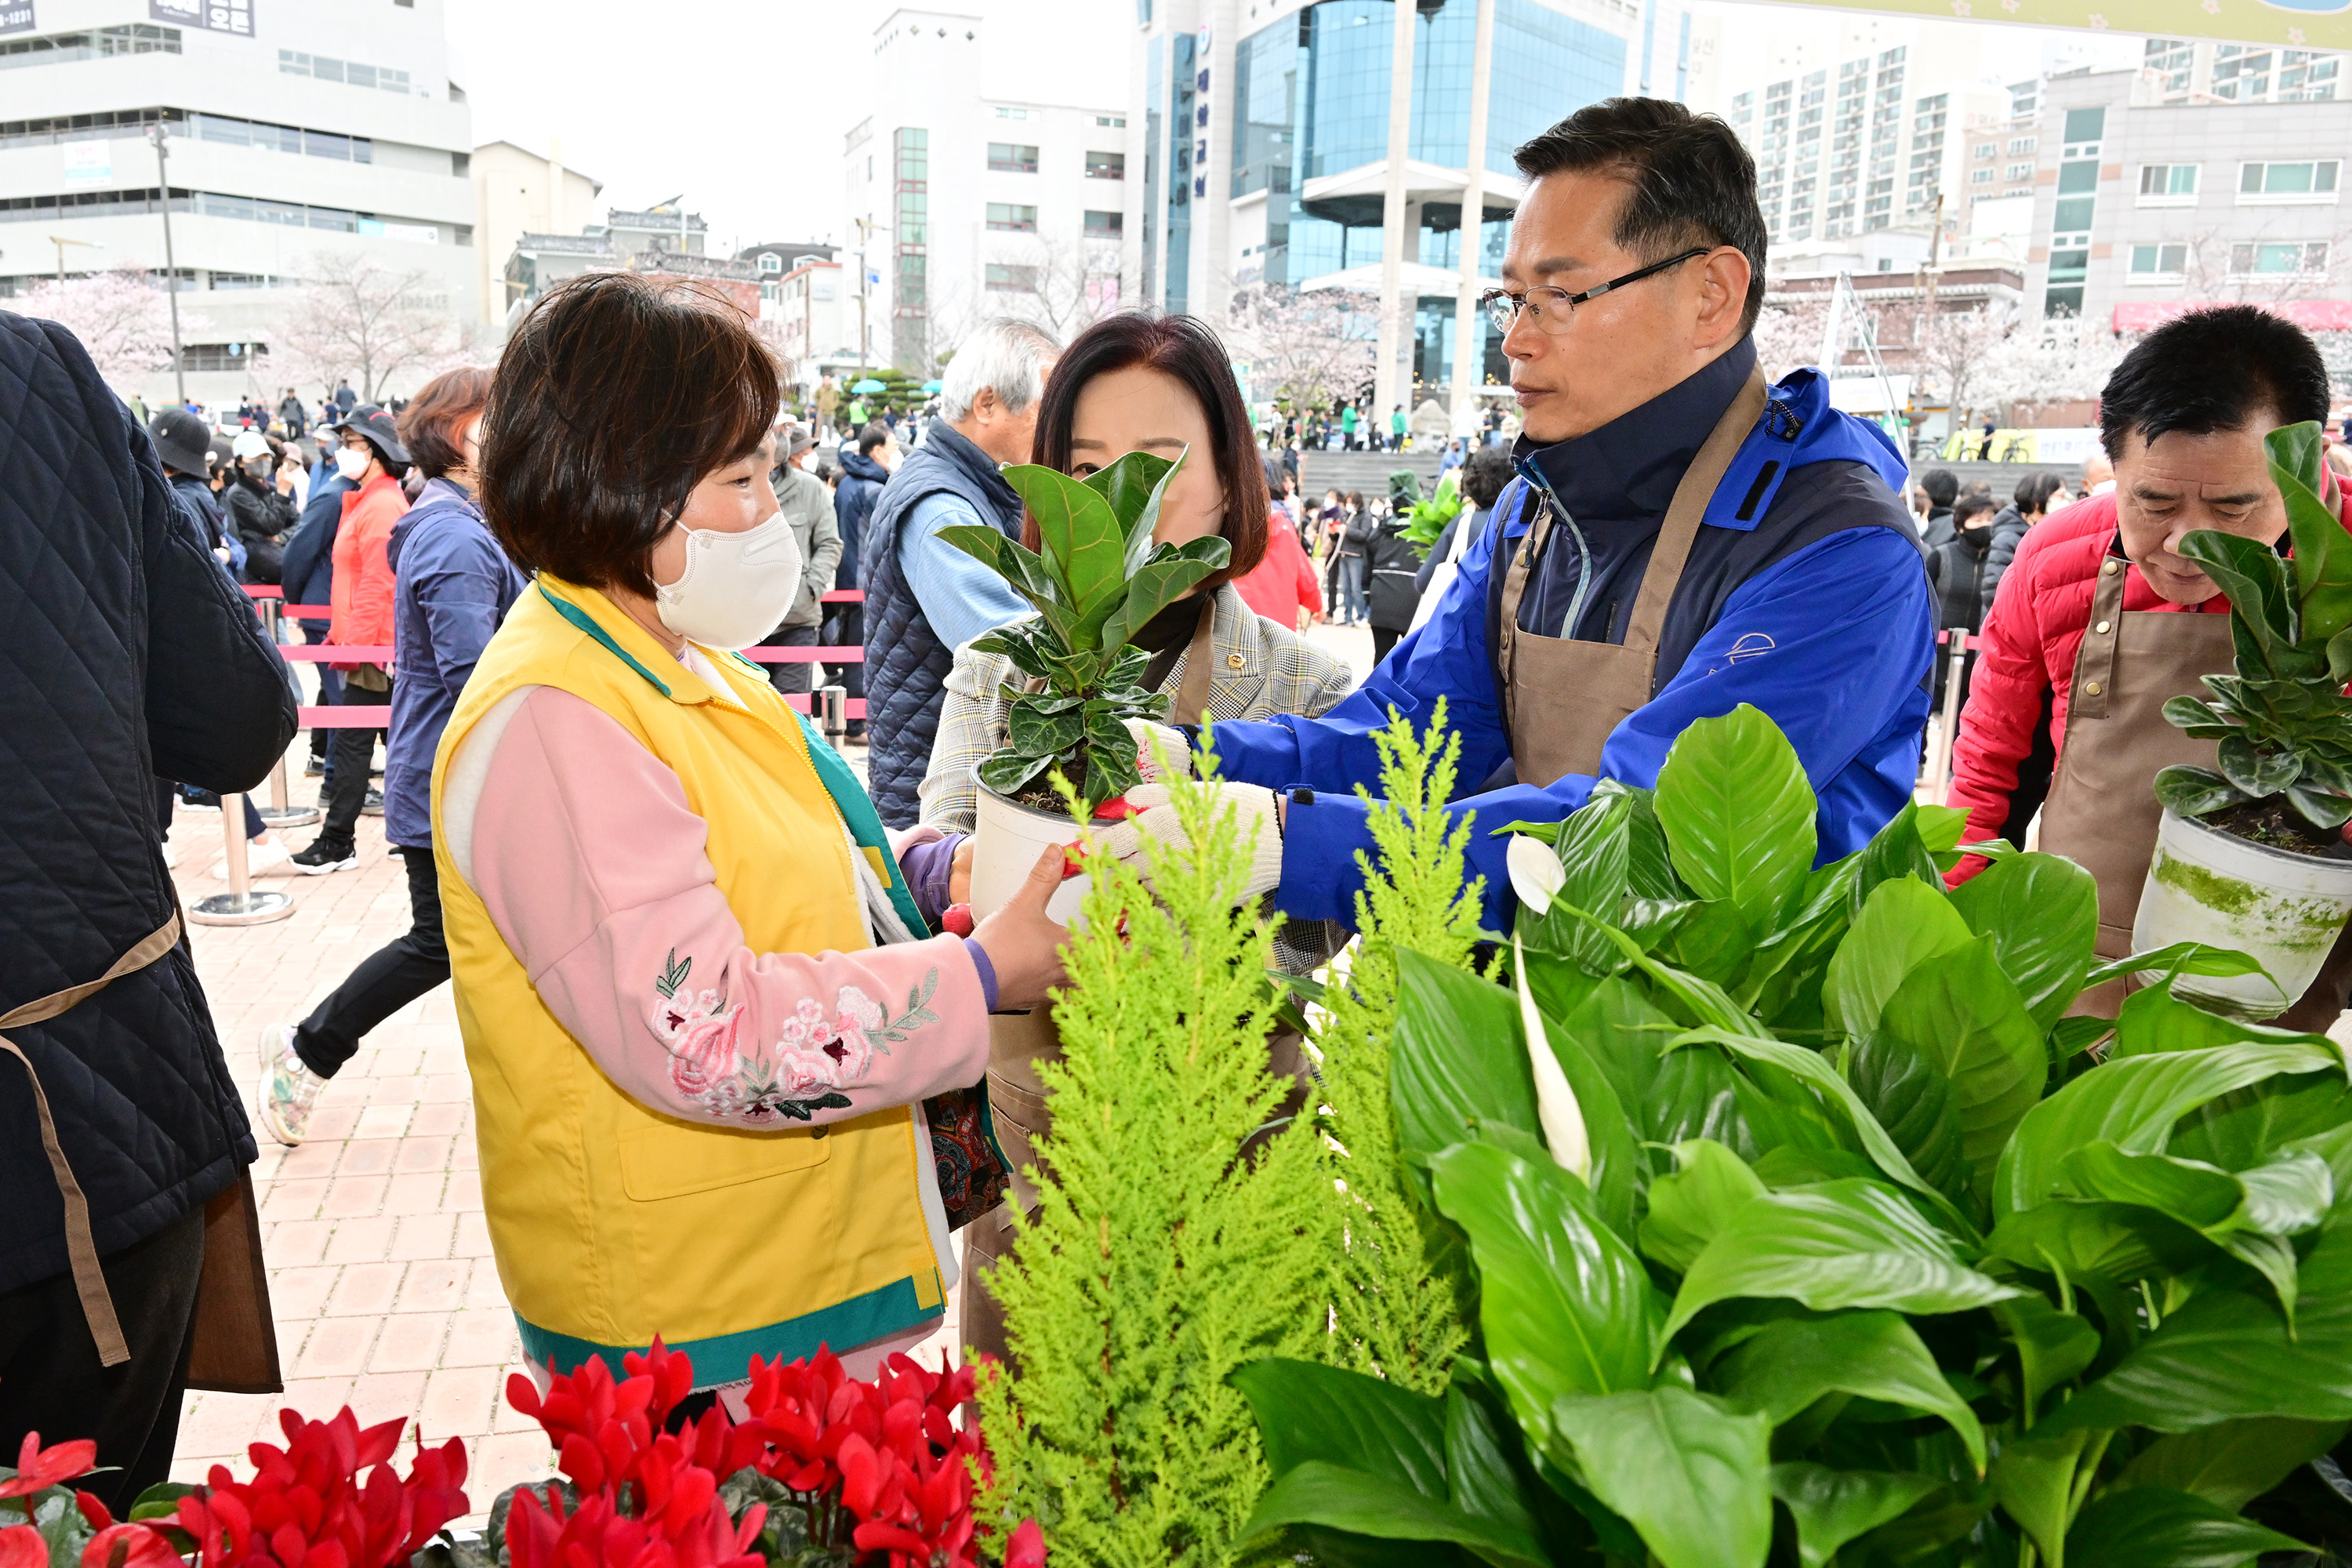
top-left (971, 844), bottom-right (1073, 1011)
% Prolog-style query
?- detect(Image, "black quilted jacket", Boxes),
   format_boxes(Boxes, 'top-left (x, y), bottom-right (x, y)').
top-left (0, 312), bottom-right (297, 1293)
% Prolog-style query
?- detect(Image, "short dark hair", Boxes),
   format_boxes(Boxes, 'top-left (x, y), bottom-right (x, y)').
top-left (857, 423), bottom-right (894, 457)
top-left (1461, 448), bottom-right (1516, 510)
top-left (1919, 469), bottom-right (1958, 508)
top-left (481, 272), bottom-right (778, 599)
top-left (397, 366), bottom-right (495, 481)
top-left (1962, 479), bottom-right (1993, 499)
top-left (1026, 311), bottom-right (1269, 586)
top-left (2014, 470), bottom-right (2067, 515)
top-left (1955, 492), bottom-right (1998, 524)
top-left (1514, 96), bottom-right (1767, 334)
top-left (2100, 305), bottom-right (2331, 459)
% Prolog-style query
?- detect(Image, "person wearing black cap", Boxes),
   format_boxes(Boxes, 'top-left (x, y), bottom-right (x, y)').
top-left (292, 405), bottom-right (409, 873)
top-left (147, 408), bottom-right (234, 570)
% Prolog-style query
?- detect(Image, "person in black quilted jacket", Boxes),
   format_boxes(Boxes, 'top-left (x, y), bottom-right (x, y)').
top-left (0, 310), bottom-right (297, 1511)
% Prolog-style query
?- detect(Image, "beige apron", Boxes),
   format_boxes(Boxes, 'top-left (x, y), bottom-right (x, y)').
top-left (0, 915), bottom-right (281, 1389)
top-left (1495, 369), bottom-right (1769, 787)
top-left (963, 598), bottom-right (1273, 1366)
top-left (2041, 555), bottom-right (2352, 1027)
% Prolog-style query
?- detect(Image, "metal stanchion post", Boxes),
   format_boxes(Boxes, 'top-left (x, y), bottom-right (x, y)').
top-left (1931, 630), bottom-right (1970, 790)
top-left (818, 684), bottom-right (847, 742)
top-left (256, 597), bottom-right (320, 829)
top-left (189, 793), bottom-right (295, 926)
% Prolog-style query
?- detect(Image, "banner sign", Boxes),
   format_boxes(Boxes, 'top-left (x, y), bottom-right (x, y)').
top-left (0, 2), bottom-right (34, 38)
top-left (1753, 0), bottom-right (2351, 57)
top-left (148, 0), bottom-right (252, 37)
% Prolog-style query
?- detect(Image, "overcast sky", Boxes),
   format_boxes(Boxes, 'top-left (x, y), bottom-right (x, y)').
top-left (442, 0), bottom-right (2142, 260)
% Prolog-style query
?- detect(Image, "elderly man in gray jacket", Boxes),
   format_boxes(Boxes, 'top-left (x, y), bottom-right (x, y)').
top-left (761, 422), bottom-right (846, 695)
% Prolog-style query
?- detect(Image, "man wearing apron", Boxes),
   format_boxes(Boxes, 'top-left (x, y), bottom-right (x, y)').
top-left (1949, 307), bottom-right (2352, 1029)
top-left (1104, 99), bottom-right (1934, 926)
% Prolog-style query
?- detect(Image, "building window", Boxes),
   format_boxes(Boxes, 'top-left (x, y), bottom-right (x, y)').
top-left (2129, 242), bottom-right (2190, 278)
top-left (1095, 114), bottom-right (1126, 127)
top-left (2239, 161), bottom-right (2339, 201)
top-left (0, 24), bottom-right (179, 67)
top-left (988, 142), bottom-right (1040, 173)
top-left (2231, 240), bottom-right (2330, 275)
top-left (2139, 164), bottom-right (2199, 201)
top-left (2061, 107), bottom-right (2103, 156)
top-left (1973, 141), bottom-right (1997, 159)
top-left (1085, 150), bottom-right (1125, 180)
top-left (172, 342), bottom-right (266, 372)
top-left (1083, 209), bottom-right (1121, 238)
top-left (995, 107), bottom-right (1030, 119)
top-left (2005, 162), bottom-right (2034, 183)
top-left (985, 202), bottom-right (1037, 232)
top-left (759, 253), bottom-right (782, 274)
top-left (985, 263), bottom-right (1039, 292)
top-left (192, 112), bottom-right (373, 163)
top-left (2008, 136), bottom-right (2037, 156)
top-left (1971, 167), bottom-right (1994, 185)
top-left (277, 50), bottom-right (413, 94)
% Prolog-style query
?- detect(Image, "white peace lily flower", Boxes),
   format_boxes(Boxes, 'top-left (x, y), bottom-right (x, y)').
top-left (1505, 833), bottom-right (1566, 917)
top-left (1515, 931), bottom-right (1591, 1182)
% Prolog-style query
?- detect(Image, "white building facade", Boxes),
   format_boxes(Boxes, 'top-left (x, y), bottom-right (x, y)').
top-left (0, 0), bottom-right (476, 404)
top-left (840, 3), bottom-right (1130, 372)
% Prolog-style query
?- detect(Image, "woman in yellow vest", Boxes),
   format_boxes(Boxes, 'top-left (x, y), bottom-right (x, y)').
top-left (432, 272), bottom-right (1069, 1396)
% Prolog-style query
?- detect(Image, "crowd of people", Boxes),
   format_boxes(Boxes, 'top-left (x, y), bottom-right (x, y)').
top-left (4, 93), bottom-right (2350, 1504)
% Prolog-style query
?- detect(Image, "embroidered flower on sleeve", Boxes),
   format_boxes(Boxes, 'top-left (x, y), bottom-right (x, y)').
top-left (644, 949), bottom-right (947, 1126)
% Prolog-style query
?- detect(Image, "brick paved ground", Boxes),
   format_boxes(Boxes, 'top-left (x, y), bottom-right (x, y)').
top-left (169, 626), bottom-right (1377, 1508)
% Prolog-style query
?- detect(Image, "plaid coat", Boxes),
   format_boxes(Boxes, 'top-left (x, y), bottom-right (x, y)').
top-left (916, 583), bottom-right (1355, 834)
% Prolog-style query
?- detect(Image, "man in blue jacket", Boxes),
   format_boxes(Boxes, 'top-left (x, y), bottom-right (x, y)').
top-left (1108, 98), bottom-right (1931, 927)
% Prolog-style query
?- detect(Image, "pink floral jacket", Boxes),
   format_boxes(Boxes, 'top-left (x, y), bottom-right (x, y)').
top-left (441, 682), bottom-right (990, 1130)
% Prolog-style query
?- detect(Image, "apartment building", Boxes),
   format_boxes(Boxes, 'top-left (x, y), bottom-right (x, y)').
top-left (0, 0), bottom-right (476, 402)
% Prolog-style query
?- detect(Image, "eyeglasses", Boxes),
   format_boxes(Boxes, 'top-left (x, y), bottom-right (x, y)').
top-left (1479, 247), bottom-right (1713, 337)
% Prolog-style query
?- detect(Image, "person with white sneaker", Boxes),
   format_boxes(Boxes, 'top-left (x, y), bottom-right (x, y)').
top-left (260, 369), bottom-right (515, 1143)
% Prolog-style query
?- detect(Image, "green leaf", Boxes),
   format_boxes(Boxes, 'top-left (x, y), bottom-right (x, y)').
top-left (1548, 1388), bottom-right (1773, 1568)
top-left (1558, 975), bottom-right (1676, 1116)
top-left (2217, 732), bottom-right (2304, 797)
top-left (1639, 1139), bottom-right (1766, 1272)
top-left (1238, 1462), bottom-right (1551, 1568)
top-left (2180, 528), bottom-right (2298, 669)
top-left (2085, 941), bottom-right (2270, 989)
top-left (1875, 937), bottom-right (2049, 1201)
top-left (1852, 801), bottom-right (1945, 903)
top-left (1534, 995), bottom-right (1645, 1243)
top-left (1590, 779), bottom-right (1685, 901)
top-left (1237, 1357), bottom-right (1450, 1488)
top-left (2331, 626), bottom-right (2352, 684)
top-left (1983, 1200), bottom-right (2215, 1286)
top-left (1823, 879), bottom-right (1976, 1040)
top-left (1711, 1309), bottom-right (1987, 1472)
top-left (2270, 419), bottom-right (2352, 641)
top-left (1993, 1294), bottom-right (2103, 1417)
top-left (1427, 1141), bottom-right (1666, 1440)
top-left (2050, 1014), bottom-right (2114, 1061)
top-left (2113, 1417), bottom-right (2345, 1511)
top-left (2066, 1483), bottom-right (2310, 1568)
top-left (1671, 1028), bottom-right (1975, 1236)
top-left (1946, 852), bottom-right (2100, 1031)
top-left (1768, 1464), bottom-right (1941, 1568)
top-left (1392, 951), bottom-right (1540, 1164)
top-left (1653, 704), bottom-right (1817, 935)
top-left (976, 747), bottom-right (1057, 798)
top-left (1000, 462), bottom-right (1124, 611)
top-left (1441, 1377), bottom-right (1553, 1560)
top-left (1005, 702), bottom-right (1085, 758)
top-left (1098, 536), bottom-right (1232, 650)
top-left (1992, 1429), bottom-right (2091, 1568)
top-left (933, 523), bottom-right (1079, 644)
top-left (1078, 447), bottom-right (1184, 575)
top-left (1663, 1179), bottom-right (2020, 1341)
top-left (1844, 1029), bottom-right (1966, 1201)
top-left (2155, 764), bottom-right (2255, 820)
top-left (1992, 1040), bottom-right (2341, 1216)
top-left (1525, 791), bottom-right (1635, 975)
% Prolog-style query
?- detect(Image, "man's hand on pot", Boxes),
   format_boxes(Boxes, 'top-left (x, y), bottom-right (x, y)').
top-left (1094, 782), bottom-right (1283, 899)
top-left (1122, 717), bottom-right (1192, 781)
top-left (971, 844), bottom-right (1072, 1011)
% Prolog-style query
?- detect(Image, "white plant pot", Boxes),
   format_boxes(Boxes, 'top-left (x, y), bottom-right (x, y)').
top-left (2132, 806), bottom-right (2352, 1021)
top-left (969, 769), bottom-right (1091, 927)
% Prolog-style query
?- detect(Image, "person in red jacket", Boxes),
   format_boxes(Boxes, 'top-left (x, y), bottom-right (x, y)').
top-left (1947, 306), bottom-right (2351, 1026)
top-left (294, 405), bottom-right (411, 873)
top-left (1232, 457), bottom-right (1324, 631)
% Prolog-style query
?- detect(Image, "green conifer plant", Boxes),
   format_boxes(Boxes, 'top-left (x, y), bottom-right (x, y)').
top-left (974, 744), bottom-right (1335, 1566)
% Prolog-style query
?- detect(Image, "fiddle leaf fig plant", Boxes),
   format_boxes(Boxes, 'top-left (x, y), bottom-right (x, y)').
top-left (938, 447), bottom-right (1229, 811)
top-left (2156, 419), bottom-right (2352, 838)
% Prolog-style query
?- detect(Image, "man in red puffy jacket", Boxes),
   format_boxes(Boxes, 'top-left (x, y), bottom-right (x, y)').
top-left (1947, 306), bottom-right (2350, 1026)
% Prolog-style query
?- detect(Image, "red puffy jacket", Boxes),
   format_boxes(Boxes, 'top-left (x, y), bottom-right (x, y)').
top-left (1947, 484), bottom-right (2350, 879)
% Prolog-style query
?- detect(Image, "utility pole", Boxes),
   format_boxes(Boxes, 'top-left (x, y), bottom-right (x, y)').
top-left (147, 122), bottom-right (187, 405)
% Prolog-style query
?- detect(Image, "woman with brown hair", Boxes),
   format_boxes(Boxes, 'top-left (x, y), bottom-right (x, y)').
top-left (257, 365), bottom-right (516, 1142)
top-left (426, 273), bottom-right (1069, 1396)
top-left (917, 311), bottom-right (1354, 835)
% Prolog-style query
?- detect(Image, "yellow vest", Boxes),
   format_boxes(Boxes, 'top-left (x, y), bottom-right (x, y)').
top-left (430, 577), bottom-right (945, 1377)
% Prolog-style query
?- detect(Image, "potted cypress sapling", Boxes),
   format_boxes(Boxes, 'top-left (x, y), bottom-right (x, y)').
top-left (2143, 419), bottom-right (2352, 1018)
top-left (937, 448), bottom-right (1229, 917)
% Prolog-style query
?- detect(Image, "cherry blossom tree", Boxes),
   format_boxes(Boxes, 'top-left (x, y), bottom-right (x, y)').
top-left (1750, 297), bottom-right (1829, 382)
top-left (13, 269), bottom-right (204, 394)
top-left (1226, 284), bottom-right (1379, 415)
top-left (255, 251), bottom-right (473, 403)
top-left (1908, 303), bottom-right (2019, 429)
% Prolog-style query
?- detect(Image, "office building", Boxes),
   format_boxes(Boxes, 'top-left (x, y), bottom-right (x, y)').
top-left (1128, 0), bottom-right (1691, 416)
top-left (2137, 37), bottom-right (2341, 105)
top-left (0, 0), bottom-right (476, 404)
top-left (840, 2), bottom-right (1130, 372)
top-left (768, 254), bottom-right (851, 392)
top-left (2027, 67), bottom-right (2352, 327)
top-left (473, 140), bottom-right (601, 330)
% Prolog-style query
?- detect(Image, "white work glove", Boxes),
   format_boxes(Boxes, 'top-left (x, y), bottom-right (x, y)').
top-left (1095, 782), bottom-right (1284, 900)
top-left (1122, 717), bottom-right (1193, 781)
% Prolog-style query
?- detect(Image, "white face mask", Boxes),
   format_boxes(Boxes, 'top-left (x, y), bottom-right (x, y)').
top-left (334, 446), bottom-right (372, 481)
top-left (652, 513), bottom-right (803, 652)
